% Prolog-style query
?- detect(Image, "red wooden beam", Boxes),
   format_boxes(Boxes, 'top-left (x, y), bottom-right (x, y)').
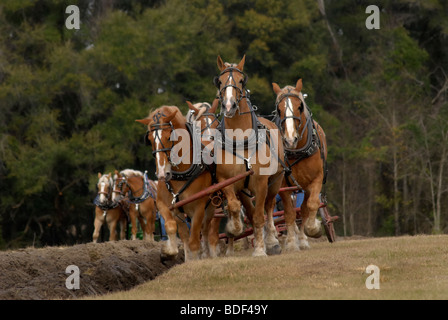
top-left (169, 169), bottom-right (254, 210)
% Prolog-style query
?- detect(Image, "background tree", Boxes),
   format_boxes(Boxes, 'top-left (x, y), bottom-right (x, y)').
top-left (0, 0), bottom-right (447, 248)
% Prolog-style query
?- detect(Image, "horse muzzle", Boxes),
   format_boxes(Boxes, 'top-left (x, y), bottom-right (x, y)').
top-left (158, 171), bottom-right (172, 182)
top-left (284, 136), bottom-right (299, 149)
top-left (223, 100), bottom-right (238, 118)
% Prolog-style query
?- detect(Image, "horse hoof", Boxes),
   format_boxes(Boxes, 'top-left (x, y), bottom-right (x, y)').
top-left (304, 227), bottom-right (322, 238)
top-left (299, 241), bottom-right (311, 250)
top-left (225, 219), bottom-right (243, 237)
top-left (252, 249), bottom-right (268, 257)
top-left (284, 243), bottom-right (300, 253)
top-left (225, 229), bottom-right (242, 238)
top-left (266, 244), bottom-right (282, 255)
top-left (160, 252), bottom-right (177, 263)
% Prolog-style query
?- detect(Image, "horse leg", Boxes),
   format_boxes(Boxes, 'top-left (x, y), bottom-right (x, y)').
top-left (238, 191), bottom-right (254, 225)
top-left (144, 203), bottom-right (156, 242)
top-left (137, 215), bottom-right (147, 240)
top-left (119, 214), bottom-right (127, 240)
top-left (251, 177), bottom-right (269, 257)
top-left (202, 206), bottom-right (219, 258)
top-left (264, 192), bottom-right (282, 255)
top-left (141, 215), bottom-right (152, 241)
top-left (129, 206), bottom-right (138, 240)
top-left (108, 216), bottom-right (118, 241)
top-left (303, 181), bottom-right (323, 238)
top-left (222, 185), bottom-right (243, 237)
top-left (279, 191), bottom-right (300, 252)
top-left (175, 212), bottom-right (191, 260)
top-left (186, 199), bottom-right (207, 261)
top-left (92, 214), bottom-right (102, 243)
top-left (146, 200), bottom-right (157, 241)
top-left (158, 203), bottom-right (180, 259)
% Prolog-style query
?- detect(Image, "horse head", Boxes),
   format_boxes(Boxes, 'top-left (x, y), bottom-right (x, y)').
top-left (97, 172), bottom-right (112, 205)
top-left (112, 170), bottom-right (125, 203)
top-left (186, 100), bottom-right (219, 141)
top-left (214, 55), bottom-right (248, 118)
top-left (186, 100), bottom-right (219, 165)
top-left (116, 169), bottom-right (144, 198)
top-left (272, 78), bottom-right (308, 149)
top-left (136, 106), bottom-right (184, 182)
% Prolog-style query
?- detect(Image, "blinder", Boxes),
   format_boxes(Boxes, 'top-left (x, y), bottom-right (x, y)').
top-left (144, 131), bottom-right (151, 147)
top-left (213, 76), bottom-right (220, 88)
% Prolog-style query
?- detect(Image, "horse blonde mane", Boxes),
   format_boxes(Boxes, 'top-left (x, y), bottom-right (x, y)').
top-left (98, 173), bottom-right (113, 189)
top-left (147, 105), bottom-right (185, 127)
top-left (224, 62), bottom-right (237, 68)
top-left (120, 169), bottom-right (143, 178)
top-left (187, 102), bottom-right (212, 122)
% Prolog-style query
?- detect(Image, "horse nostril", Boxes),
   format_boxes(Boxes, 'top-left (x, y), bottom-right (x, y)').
top-left (165, 171), bottom-right (172, 181)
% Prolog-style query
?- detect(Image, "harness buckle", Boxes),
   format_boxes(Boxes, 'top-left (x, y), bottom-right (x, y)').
top-left (244, 157), bottom-right (252, 170)
top-left (171, 193), bottom-right (179, 205)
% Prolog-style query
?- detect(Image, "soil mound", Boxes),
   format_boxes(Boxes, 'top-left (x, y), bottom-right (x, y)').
top-left (0, 240), bottom-right (184, 300)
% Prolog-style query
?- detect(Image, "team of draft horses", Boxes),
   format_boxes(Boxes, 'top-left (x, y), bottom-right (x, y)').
top-left (93, 56), bottom-right (328, 261)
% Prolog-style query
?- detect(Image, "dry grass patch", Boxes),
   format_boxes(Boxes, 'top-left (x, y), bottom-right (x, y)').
top-left (90, 234), bottom-right (448, 300)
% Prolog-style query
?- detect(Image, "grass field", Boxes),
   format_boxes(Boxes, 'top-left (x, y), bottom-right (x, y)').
top-left (89, 234), bottom-right (448, 300)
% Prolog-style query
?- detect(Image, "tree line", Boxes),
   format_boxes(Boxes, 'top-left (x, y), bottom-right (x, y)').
top-left (0, 0), bottom-right (447, 248)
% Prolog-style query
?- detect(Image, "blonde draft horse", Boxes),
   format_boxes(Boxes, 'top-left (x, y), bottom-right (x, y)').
top-left (92, 172), bottom-right (127, 242)
top-left (185, 101), bottom-right (220, 257)
top-left (272, 79), bottom-right (328, 250)
top-left (186, 100), bottom-right (252, 257)
top-left (136, 106), bottom-right (212, 261)
top-left (213, 55), bottom-right (285, 257)
top-left (114, 169), bottom-right (157, 241)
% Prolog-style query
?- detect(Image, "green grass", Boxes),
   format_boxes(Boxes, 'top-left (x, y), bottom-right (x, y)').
top-left (87, 234), bottom-right (448, 300)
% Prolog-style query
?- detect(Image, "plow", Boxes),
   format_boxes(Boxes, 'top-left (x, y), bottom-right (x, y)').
top-left (156, 170), bottom-right (338, 245)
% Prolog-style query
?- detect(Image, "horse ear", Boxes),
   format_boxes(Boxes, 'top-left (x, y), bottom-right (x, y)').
top-left (98, 172), bottom-right (102, 178)
top-left (236, 54), bottom-right (246, 71)
top-left (217, 55), bottom-right (226, 71)
top-left (210, 98), bottom-right (219, 114)
top-left (186, 101), bottom-right (199, 113)
top-left (296, 79), bottom-right (303, 92)
top-left (272, 82), bottom-right (281, 95)
top-left (136, 118), bottom-right (151, 125)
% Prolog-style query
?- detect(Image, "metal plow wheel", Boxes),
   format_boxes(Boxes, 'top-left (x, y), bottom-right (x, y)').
top-left (318, 206), bottom-right (338, 243)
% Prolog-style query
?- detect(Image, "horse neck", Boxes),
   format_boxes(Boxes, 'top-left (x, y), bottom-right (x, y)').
top-left (127, 176), bottom-right (144, 197)
top-left (172, 121), bottom-right (194, 172)
top-left (223, 99), bottom-right (254, 131)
